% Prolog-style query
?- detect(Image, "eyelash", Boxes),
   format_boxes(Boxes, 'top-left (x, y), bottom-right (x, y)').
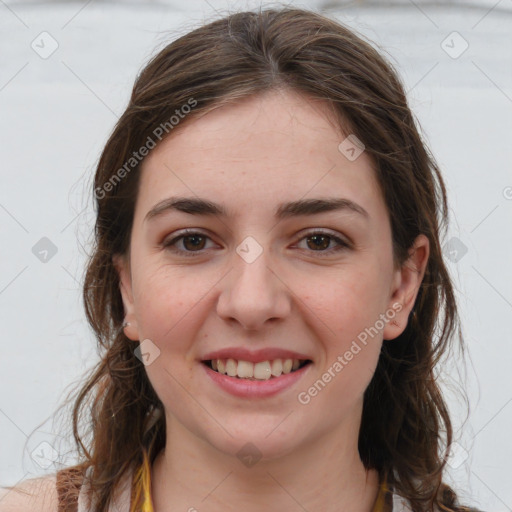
top-left (162, 229), bottom-right (350, 258)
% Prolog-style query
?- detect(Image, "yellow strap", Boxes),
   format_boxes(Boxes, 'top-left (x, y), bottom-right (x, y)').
top-left (130, 447), bottom-right (154, 512)
top-left (372, 477), bottom-right (388, 512)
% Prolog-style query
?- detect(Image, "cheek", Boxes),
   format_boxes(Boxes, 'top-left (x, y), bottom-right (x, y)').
top-left (134, 271), bottom-right (205, 405)
top-left (132, 266), bottom-right (211, 355)
top-left (302, 266), bottom-right (388, 395)
top-left (294, 285), bottom-right (386, 426)
top-left (309, 265), bottom-right (389, 338)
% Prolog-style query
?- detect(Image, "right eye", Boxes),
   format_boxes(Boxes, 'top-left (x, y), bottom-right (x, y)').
top-left (162, 229), bottom-right (217, 257)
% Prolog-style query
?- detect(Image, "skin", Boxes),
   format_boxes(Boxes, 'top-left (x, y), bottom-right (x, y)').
top-left (114, 87), bottom-right (429, 512)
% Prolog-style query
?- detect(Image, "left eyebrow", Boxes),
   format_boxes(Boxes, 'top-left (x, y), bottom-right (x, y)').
top-left (144, 196), bottom-right (369, 223)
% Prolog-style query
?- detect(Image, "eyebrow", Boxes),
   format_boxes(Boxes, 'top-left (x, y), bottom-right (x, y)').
top-left (144, 196), bottom-right (369, 223)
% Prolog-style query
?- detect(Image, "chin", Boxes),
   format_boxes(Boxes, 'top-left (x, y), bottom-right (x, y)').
top-left (202, 422), bottom-right (305, 466)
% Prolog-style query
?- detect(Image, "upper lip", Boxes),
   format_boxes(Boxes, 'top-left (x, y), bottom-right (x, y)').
top-left (201, 347), bottom-right (312, 364)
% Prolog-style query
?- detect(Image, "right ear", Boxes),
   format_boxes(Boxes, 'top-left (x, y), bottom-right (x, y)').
top-left (112, 253), bottom-right (140, 341)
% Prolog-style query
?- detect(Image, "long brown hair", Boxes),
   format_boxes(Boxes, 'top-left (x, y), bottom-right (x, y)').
top-left (65, 7), bottom-right (471, 511)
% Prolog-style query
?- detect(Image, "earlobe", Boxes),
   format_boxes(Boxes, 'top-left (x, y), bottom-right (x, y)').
top-left (383, 234), bottom-right (429, 341)
top-left (112, 253), bottom-right (140, 341)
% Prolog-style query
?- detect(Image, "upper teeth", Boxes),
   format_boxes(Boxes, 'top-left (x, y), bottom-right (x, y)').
top-left (211, 358), bottom-right (303, 380)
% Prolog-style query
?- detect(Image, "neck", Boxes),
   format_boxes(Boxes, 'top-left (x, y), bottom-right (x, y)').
top-left (150, 408), bottom-right (380, 512)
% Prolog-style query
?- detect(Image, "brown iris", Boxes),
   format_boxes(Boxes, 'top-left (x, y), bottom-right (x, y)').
top-left (182, 234), bottom-right (207, 251)
top-left (306, 234), bottom-right (330, 251)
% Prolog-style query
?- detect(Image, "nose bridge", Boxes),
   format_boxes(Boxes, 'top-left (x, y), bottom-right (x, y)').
top-left (216, 234), bottom-right (290, 330)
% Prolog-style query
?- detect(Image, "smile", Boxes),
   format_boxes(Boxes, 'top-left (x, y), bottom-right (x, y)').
top-left (203, 358), bottom-right (312, 380)
top-left (201, 358), bottom-right (313, 399)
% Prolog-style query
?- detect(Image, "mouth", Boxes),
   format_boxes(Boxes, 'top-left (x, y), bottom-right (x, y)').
top-left (202, 358), bottom-right (312, 381)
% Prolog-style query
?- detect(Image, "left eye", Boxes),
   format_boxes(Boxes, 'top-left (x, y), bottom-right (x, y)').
top-left (295, 231), bottom-right (349, 255)
top-left (162, 230), bottom-right (349, 257)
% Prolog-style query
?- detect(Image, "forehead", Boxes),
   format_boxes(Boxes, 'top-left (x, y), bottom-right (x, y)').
top-left (135, 89), bottom-right (386, 223)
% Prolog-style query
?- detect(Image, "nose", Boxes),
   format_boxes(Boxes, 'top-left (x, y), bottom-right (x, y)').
top-left (216, 244), bottom-right (291, 331)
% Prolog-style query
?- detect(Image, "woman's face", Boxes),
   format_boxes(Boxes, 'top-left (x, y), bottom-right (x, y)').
top-left (115, 88), bottom-right (428, 461)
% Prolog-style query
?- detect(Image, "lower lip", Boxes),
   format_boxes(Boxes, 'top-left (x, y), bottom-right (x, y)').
top-left (201, 361), bottom-right (312, 398)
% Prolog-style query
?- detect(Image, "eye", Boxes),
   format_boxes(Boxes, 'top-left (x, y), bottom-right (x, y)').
top-left (295, 230), bottom-right (350, 256)
top-left (162, 229), bottom-right (216, 257)
top-left (162, 229), bottom-right (349, 257)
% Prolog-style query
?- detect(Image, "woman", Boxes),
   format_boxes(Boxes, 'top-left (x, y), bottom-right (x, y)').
top-left (0, 7), bottom-right (483, 512)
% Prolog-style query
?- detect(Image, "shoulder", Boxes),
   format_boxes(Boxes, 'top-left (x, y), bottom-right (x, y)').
top-left (0, 474), bottom-right (58, 512)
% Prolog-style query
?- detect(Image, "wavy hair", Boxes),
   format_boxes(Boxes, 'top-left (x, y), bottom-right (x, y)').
top-left (63, 7), bottom-right (472, 511)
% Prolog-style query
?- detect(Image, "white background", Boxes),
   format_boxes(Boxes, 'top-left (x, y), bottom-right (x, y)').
top-left (0, 1), bottom-right (511, 510)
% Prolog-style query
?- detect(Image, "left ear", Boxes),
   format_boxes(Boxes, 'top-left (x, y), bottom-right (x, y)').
top-left (383, 234), bottom-right (429, 341)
